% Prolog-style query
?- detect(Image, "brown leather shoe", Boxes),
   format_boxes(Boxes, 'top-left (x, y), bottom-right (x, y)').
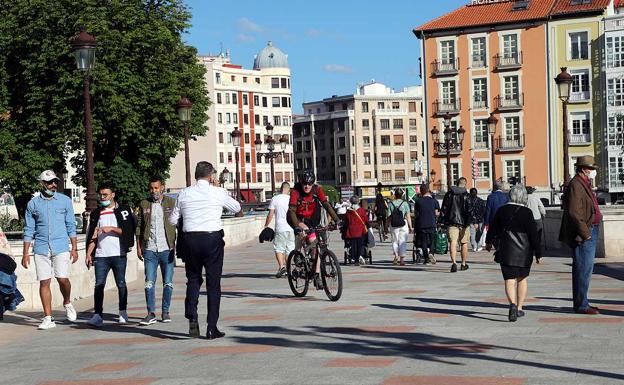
top-left (575, 307), bottom-right (600, 315)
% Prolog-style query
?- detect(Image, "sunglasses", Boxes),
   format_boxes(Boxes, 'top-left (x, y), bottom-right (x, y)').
top-left (303, 182), bottom-right (314, 187)
top-left (43, 180), bottom-right (58, 185)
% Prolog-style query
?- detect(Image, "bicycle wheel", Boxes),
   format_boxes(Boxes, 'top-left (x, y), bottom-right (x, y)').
top-left (320, 250), bottom-right (343, 301)
top-left (287, 250), bottom-right (309, 297)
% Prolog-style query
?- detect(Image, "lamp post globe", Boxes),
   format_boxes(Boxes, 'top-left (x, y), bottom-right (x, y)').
top-left (486, 113), bottom-right (499, 186)
top-left (265, 123), bottom-right (274, 138)
top-left (555, 67), bottom-right (574, 185)
top-left (176, 96), bottom-right (193, 186)
top-left (555, 67), bottom-right (573, 102)
top-left (279, 135), bottom-right (288, 151)
top-left (254, 138), bottom-right (263, 151)
top-left (231, 127), bottom-right (242, 148)
top-left (71, 27), bottom-right (96, 71)
top-left (176, 96), bottom-right (193, 122)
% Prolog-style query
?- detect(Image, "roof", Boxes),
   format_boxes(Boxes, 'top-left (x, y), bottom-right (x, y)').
top-left (253, 41), bottom-right (289, 70)
top-left (618, 0), bottom-right (624, 7)
top-left (414, 0), bottom-right (609, 35)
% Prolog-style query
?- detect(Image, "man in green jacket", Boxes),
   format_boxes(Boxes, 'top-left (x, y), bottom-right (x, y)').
top-left (135, 175), bottom-right (177, 325)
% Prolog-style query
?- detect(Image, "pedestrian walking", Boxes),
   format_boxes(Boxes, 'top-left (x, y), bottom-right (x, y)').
top-left (559, 156), bottom-right (603, 315)
top-left (263, 182), bottom-right (295, 278)
top-left (467, 188), bottom-right (485, 252)
top-left (85, 182), bottom-right (136, 327)
top-left (484, 180), bottom-right (509, 229)
top-left (441, 177), bottom-right (470, 272)
top-left (387, 189), bottom-right (412, 266)
top-left (22, 170), bottom-right (78, 330)
top-left (135, 175), bottom-right (177, 326)
top-left (485, 185), bottom-right (542, 322)
top-left (374, 193), bottom-right (389, 240)
top-left (343, 195), bottom-right (369, 266)
top-left (169, 162), bottom-right (241, 339)
top-left (526, 186), bottom-right (545, 257)
top-left (413, 184), bottom-right (439, 264)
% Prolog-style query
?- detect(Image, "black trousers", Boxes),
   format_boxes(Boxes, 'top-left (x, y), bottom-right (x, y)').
top-left (184, 231), bottom-right (225, 330)
top-left (348, 237), bottom-right (365, 262)
top-left (418, 228), bottom-right (435, 260)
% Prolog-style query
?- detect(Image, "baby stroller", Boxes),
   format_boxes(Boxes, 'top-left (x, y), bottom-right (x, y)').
top-left (343, 235), bottom-right (373, 265)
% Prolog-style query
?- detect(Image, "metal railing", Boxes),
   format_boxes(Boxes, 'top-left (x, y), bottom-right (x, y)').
top-left (569, 91), bottom-right (590, 103)
top-left (495, 93), bottom-right (524, 110)
top-left (569, 133), bottom-right (591, 145)
top-left (433, 98), bottom-right (461, 115)
top-left (433, 142), bottom-right (463, 156)
top-left (431, 58), bottom-right (459, 75)
top-left (472, 99), bottom-right (488, 109)
top-left (495, 134), bottom-right (525, 151)
top-left (474, 140), bottom-right (490, 150)
top-left (495, 52), bottom-right (522, 69)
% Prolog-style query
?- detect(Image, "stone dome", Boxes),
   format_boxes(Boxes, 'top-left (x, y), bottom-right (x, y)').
top-left (253, 41), bottom-right (289, 70)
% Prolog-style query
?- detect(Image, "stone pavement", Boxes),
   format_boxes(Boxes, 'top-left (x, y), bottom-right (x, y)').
top-left (1, 237), bottom-right (624, 385)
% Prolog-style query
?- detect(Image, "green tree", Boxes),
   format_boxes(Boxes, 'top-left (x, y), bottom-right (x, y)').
top-left (0, 0), bottom-right (209, 215)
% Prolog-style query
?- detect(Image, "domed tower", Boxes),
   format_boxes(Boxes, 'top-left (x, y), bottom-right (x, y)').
top-left (253, 41), bottom-right (289, 70)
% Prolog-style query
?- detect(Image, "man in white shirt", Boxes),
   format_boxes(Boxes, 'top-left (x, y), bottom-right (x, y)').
top-left (264, 182), bottom-right (294, 278)
top-left (169, 161), bottom-right (241, 340)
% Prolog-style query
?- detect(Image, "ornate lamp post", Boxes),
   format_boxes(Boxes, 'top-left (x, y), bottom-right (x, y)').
top-left (487, 112), bottom-right (498, 187)
top-left (254, 123), bottom-right (288, 197)
top-left (71, 27), bottom-right (97, 215)
top-left (230, 127), bottom-right (242, 201)
top-left (219, 167), bottom-right (230, 188)
top-left (176, 96), bottom-right (193, 187)
top-left (555, 67), bottom-right (574, 186)
top-left (431, 113), bottom-right (465, 190)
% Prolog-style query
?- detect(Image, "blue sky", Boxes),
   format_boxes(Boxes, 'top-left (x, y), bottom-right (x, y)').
top-left (183, 0), bottom-right (467, 113)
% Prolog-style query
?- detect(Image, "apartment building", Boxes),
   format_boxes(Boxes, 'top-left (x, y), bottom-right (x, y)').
top-left (292, 82), bottom-right (425, 198)
top-left (168, 42), bottom-right (294, 202)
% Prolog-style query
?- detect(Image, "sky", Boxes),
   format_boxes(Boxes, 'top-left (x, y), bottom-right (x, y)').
top-left (183, 0), bottom-right (467, 113)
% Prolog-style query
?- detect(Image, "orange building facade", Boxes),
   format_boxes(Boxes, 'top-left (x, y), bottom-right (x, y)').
top-left (414, 0), bottom-right (555, 193)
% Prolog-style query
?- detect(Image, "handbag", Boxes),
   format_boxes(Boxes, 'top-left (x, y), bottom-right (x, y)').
top-left (349, 208), bottom-right (375, 248)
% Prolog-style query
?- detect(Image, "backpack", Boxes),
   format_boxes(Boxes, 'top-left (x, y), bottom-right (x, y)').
top-left (389, 201), bottom-right (406, 227)
top-left (296, 184), bottom-right (322, 225)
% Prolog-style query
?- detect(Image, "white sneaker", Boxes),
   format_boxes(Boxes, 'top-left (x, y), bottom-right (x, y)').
top-left (38, 316), bottom-right (56, 330)
top-left (87, 313), bottom-right (104, 328)
top-left (477, 247), bottom-right (483, 252)
top-left (118, 311), bottom-right (128, 324)
top-left (64, 303), bottom-right (77, 322)
top-left (358, 256), bottom-right (366, 265)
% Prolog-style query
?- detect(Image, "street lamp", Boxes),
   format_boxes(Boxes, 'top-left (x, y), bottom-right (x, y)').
top-left (230, 127), bottom-right (242, 201)
top-left (429, 169), bottom-right (437, 188)
top-left (255, 123), bottom-right (288, 197)
top-left (487, 112), bottom-right (498, 187)
top-left (72, 27), bottom-right (97, 216)
top-left (219, 167), bottom-right (230, 188)
top-left (176, 96), bottom-right (193, 187)
top-left (431, 113), bottom-right (465, 191)
top-left (555, 67), bottom-right (574, 186)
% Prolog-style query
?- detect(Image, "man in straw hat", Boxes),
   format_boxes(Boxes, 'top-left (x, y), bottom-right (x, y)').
top-left (559, 156), bottom-right (602, 315)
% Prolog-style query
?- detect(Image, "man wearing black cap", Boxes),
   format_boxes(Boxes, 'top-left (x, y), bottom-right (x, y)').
top-left (559, 156), bottom-right (602, 315)
top-left (169, 162), bottom-right (241, 339)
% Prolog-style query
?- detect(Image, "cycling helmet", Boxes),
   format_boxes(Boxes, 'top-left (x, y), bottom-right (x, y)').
top-left (299, 170), bottom-right (316, 184)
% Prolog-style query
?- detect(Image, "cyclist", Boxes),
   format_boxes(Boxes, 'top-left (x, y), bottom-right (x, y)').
top-left (374, 193), bottom-right (388, 240)
top-left (287, 170), bottom-right (340, 290)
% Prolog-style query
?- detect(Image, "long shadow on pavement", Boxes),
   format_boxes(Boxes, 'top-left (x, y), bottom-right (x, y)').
top-left (373, 303), bottom-right (508, 322)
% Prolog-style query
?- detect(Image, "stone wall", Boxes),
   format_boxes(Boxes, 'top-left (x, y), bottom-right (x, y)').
top-left (10, 213), bottom-right (268, 311)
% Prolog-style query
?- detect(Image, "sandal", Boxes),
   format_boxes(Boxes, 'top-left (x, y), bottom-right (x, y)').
top-left (393, 258), bottom-right (399, 265)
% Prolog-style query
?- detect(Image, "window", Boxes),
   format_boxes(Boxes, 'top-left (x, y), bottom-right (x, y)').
top-left (569, 32), bottom-right (589, 60)
top-left (233, 113), bottom-right (238, 124)
top-left (362, 102), bottom-right (369, 112)
top-left (505, 159), bottom-right (522, 179)
top-left (243, 76), bottom-right (247, 83)
top-left (606, 36), bottom-right (624, 68)
top-left (409, 119), bottom-right (418, 130)
top-left (263, 116), bottom-right (269, 125)
top-left (503, 76), bottom-right (519, 99)
top-left (608, 115), bottom-right (624, 146)
top-left (609, 156), bottom-right (624, 187)
top-left (255, 77), bottom-right (260, 84)
top-left (265, 172), bottom-right (271, 182)
top-left (394, 152), bottom-right (404, 164)
top-left (380, 119), bottom-right (390, 129)
top-left (363, 152), bottom-right (371, 165)
top-left (215, 73), bottom-right (221, 84)
top-left (244, 133), bottom-right (250, 144)
top-left (504, 116), bottom-right (521, 141)
top-left (409, 135), bottom-right (418, 145)
top-left (608, 78), bottom-right (624, 106)
top-left (254, 115), bottom-right (260, 125)
top-left (218, 132), bottom-right (223, 143)
top-left (226, 113), bottom-right (231, 124)
top-left (473, 78), bottom-right (488, 108)
top-left (231, 75), bottom-right (236, 82)
top-left (410, 151), bottom-right (418, 162)
top-left (362, 119), bottom-right (370, 130)
top-left (216, 93), bottom-right (222, 104)
top-left (227, 133), bottom-right (232, 144)
top-left (339, 172), bottom-right (347, 184)
top-left (570, 69), bottom-right (590, 101)
top-left (393, 119), bottom-right (403, 129)
top-left (474, 119), bottom-right (489, 148)
top-left (271, 78), bottom-right (279, 88)
top-left (408, 102), bottom-right (417, 112)
top-left (440, 40), bottom-right (455, 64)
top-left (381, 153), bottom-right (391, 164)
top-left (381, 170), bottom-right (392, 182)
top-left (281, 97), bottom-right (288, 107)
top-left (502, 34), bottom-right (518, 59)
top-left (441, 81), bottom-right (456, 104)
top-left (338, 137), bottom-right (346, 148)
top-left (283, 116), bottom-right (290, 126)
top-left (225, 93), bottom-right (230, 104)
top-left (281, 78), bottom-right (287, 88)
top-left (217, 113), bottom-right (222, 124)
top-left (254, 95), bottom-right (259, 106)
top-left (471, 37), bottom-right (486, 67)
top-left (363, 136), bottom-right (371, 147)
top-left (273, 116), bottom-right (281, 126)
top-left (242, 94), bottom-right (248, 105)
top-left (364, 171), bottom-right (372, 179)
top-left (477, 161), bottom-right (490, 179)
top-left (256, 172), bottom-right (262, 183)
top-left (378, 102), bottom-right (385, 110)
top-left (272, 97), bottom-right (280, 107)
top-left (395, 170), bottom-right (405, 181)
top-left (392, 102), bottom-right (400, 110)
top-left (232, 93), bottom-right (238, 105)
top-left (381, 135), bottom-right (390, 146)
top-left (570, 112), bottom-right (590, 144)
top-left (262, 97), bottom-right (268, 107)
top-left (227, 152), bottom-right (233, 162)
top-left (243, 114), bottom-right (249, 125)
top-left (219, 152), bottom-right (224, 163)
top-left (393, 135), bottom-right (404, 146)
top-left (338, 154), bottom-right (346, 167)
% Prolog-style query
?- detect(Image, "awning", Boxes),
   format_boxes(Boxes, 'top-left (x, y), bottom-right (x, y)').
top-left (240, 190), bottom-right (257, 203)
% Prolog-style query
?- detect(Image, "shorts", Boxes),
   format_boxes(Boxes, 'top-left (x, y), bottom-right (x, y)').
top-left (273, 231), bottom-right (295, 255)
top-left (34, 251), bottom-right (71, 281)
top-left (448, 225), bottom-right (470, 244)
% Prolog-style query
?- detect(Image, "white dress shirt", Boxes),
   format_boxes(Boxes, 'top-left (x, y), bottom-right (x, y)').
top-left (169, 179), bottom-right (241, 232)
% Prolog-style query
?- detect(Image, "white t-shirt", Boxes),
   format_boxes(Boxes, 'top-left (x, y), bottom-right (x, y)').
top-left (268, 194), bottom-right (293, 234)
top-left (95, 208), bottom-right (122, 257)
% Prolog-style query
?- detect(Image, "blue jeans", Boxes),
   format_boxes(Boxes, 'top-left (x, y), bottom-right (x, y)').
top-left (572, 225), bottom-right (599, 311)
top-left (143, 249), bottom-right (175, 314)
top-left (94, 256), bottom-right (127, 315)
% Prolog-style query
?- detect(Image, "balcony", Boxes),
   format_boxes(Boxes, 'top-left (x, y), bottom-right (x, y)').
top-left (495, 135), bottom-right (525, 151)
top-left (495, 93), bottom-right (524, 111)
top-left (433, 98), bottom-right (461, 116)
top-left (474, 140), bottom-right (490, 150)
top-left (374, 108), bottom-right (407, 116)
top-left (433, 143), bottom-right (463, 156)
top-left (472, 98), bottom-right (488, 109)
top-left (494, 52), bottom-right (523, 70)
top-left (471, 55), bottom-right (487, 68)
top-left (569, 133), bottom-right (591, 145)
top-left (354, 178), bottom-right (378, 186)
top-left (431, 58), bottom-right (459, 76)
top-left (569, 91), bottom-right (590, 103)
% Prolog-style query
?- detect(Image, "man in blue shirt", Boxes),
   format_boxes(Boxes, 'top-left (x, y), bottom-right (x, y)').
top-left (484, 180), bottom-right (510, 230)
top-left (22, 170), bottom-right (78, 330)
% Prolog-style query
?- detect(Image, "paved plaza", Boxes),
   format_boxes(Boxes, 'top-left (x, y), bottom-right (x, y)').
top-left (1, 238), bottom-right (624, 385)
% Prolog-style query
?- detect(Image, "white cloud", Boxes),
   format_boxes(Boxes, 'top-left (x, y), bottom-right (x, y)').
top-left (323, 64), bottom-right (353, 74)
top-left (305, 28), bottom-right (321, 38)
top-left (237, 17), bottom-right (264, 33)
top-left (236, 33), bottom-right (255, 43)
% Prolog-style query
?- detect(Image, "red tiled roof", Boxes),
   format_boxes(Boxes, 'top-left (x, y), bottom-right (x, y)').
top-left (414, 0), bottom-right (609, 34)
top-left (414, 0), bottom-right (557, 34)
top-left (617, 0), bottom-right (624, 7)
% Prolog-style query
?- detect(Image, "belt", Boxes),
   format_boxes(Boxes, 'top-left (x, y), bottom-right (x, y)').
top-left (184, 230), bottom-right (223, 235)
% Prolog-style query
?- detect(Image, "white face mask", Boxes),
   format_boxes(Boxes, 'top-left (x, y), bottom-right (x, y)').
top-left (588, 170), bottom-right (597, 179)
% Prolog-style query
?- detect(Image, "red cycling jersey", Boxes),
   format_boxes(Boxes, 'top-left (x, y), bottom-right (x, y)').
top-left (289, 185), bottom-right (327, 219)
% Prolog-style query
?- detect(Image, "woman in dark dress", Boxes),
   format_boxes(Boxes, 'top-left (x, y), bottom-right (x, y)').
top-left (485, 185), bottom-right (542, 322)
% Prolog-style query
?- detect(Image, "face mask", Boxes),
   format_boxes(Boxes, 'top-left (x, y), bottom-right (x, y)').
top-left (99, 200), bottom-right (111, 207)
top-left (588, 170), bottom-right (597, 179)
top-left (44, 189), bottom-right (55, 197)
top-left (151, 191), bottom-right (162, 201)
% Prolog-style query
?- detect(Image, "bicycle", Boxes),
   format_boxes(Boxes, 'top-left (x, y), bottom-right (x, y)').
top-left (286, 225), bottom-right (343, 301)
